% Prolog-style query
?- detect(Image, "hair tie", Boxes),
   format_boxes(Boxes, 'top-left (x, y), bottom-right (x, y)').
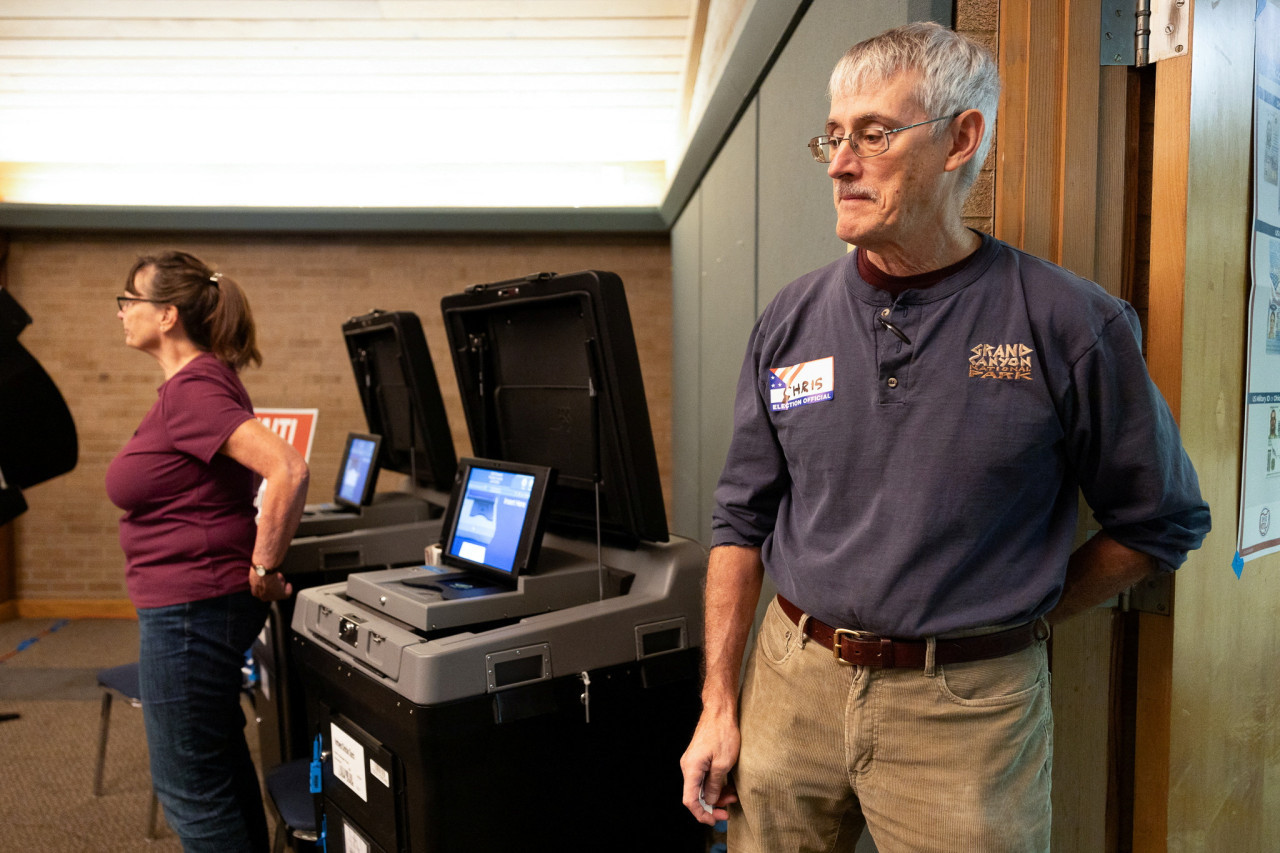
top-left (209, 272), bottom-right (222, 287)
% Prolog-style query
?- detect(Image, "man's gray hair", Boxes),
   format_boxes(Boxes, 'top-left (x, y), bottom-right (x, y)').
top-left (828, 22), bottom-right (1000, 192)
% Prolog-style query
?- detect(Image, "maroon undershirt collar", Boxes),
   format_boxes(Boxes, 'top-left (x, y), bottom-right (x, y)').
top-left (857, 247), bottom-right (978, 297)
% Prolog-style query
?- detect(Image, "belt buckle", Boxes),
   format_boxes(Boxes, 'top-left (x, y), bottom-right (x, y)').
top-left (832, 628), bottom-right (882, 666)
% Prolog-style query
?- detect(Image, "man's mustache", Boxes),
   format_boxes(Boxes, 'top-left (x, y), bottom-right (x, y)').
top-left (836, 181), bottom-right (877, 201)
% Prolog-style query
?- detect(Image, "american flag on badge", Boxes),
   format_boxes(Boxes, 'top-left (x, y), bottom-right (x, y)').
top-left (769, 357), bottom-right (834, 412)
top-left (769, 369), bottom-right (791, 407)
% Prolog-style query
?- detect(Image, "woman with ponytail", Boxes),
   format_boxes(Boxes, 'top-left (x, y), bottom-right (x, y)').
top-left (106, 251), bottom-right (308, 852)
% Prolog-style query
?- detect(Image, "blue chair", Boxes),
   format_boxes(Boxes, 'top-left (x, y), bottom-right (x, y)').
top-left (265, 757), bottom-right (320, 853)
top-left (94, 662), bottom-right (161, 840)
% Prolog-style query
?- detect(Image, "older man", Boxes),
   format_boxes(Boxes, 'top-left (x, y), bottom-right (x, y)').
top-left (679, 21), bottom-right (1210, 853)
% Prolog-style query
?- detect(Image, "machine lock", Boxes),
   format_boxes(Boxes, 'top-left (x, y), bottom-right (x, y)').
top-left (338, 614), bottom-right (365, 648)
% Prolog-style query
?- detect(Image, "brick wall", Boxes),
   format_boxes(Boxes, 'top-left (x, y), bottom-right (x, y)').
top-left (6, 232), bottom-right (671, 609)
top-left (958, 0), bottom-right (998, 234)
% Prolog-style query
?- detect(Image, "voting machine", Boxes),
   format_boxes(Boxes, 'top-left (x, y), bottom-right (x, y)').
top-left (291, 272), bottom-right (707, 852)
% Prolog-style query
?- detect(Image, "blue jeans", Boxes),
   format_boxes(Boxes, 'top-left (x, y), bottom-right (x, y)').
top-left (138, 591), bottom-right (270, 853)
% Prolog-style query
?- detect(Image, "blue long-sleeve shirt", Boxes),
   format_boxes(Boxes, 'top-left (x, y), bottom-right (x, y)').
top-left (711, 233), bottom-right (1210, 638)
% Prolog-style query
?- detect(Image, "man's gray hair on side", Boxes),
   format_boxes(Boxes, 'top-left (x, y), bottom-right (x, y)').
top-left (828, 22), bottom-right (1000, 192)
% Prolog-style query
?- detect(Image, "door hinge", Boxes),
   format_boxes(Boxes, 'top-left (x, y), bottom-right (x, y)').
top-left (1101, 0), bottom-right (1190, 67)
top-left (1121, 571), bottom-right (1174, 616)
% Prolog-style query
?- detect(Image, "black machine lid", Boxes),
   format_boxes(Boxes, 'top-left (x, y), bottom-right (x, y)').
top-left (441, 271), bottom-right (668, 546)
top-left (342, 310), bottom-right (457, 497)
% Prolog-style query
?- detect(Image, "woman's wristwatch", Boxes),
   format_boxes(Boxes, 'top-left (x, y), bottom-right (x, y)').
top-left (254, 564), bottom-right (281, 577)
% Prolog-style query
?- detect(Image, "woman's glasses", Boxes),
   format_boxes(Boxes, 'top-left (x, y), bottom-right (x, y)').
top-left (116, 296), bottom-right (166, 311)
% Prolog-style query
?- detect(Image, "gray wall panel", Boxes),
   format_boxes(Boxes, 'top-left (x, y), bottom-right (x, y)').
top-left (670, 190), bottom-right (703, 541)
top-left (696, 100), bottom-right (759, 548)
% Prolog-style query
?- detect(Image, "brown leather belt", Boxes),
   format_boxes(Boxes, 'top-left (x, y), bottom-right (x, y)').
top-left (776, 595), bottom-right (1040, 669)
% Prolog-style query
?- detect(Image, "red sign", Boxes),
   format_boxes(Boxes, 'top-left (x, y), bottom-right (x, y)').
top-left (254, 408), bottom-right (318, 462)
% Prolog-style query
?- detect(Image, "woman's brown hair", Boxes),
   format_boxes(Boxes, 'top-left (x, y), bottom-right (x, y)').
top-left (125, 251), bottom-right (262, 371)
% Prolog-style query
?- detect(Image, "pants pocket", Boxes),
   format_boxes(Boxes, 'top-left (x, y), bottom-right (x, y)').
top-left (757, 597), bottom-right (800, 665)
top-left (936, 641), bottom-right (1048, 706)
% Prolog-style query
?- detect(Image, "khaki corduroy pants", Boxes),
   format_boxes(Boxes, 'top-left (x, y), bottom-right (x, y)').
top-left (728, 596), bottom-right (1052, 853)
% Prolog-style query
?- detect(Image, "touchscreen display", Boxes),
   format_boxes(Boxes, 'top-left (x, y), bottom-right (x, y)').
top-left (334, 433), bottom-right (381, 507)
top-left (448, 465), bottom-right (538, 575)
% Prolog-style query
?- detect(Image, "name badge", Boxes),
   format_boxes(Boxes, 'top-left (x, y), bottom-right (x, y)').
top-left (769, 357), bottom-right (834, 411)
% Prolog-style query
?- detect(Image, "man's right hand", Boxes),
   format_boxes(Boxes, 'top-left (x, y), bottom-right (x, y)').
top-left (679, 709), bottom-right (741, 825)
top-left (680, 543), bottom-right (764, 825)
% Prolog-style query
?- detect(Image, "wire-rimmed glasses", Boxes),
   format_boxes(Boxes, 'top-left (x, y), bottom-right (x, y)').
top-left (808, 113), bottom-right (960, 162)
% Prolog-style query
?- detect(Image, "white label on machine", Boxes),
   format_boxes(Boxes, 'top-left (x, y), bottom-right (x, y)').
top-left (343, 820), bottom-right (371, 853)
top-left (370, 758), bottom-right (390, 788)
top-left (330, 722), bottom-right (368, 801)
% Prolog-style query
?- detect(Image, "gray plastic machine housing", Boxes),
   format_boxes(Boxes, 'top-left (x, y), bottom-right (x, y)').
top-left (291, 530), bottom-right (705, 707)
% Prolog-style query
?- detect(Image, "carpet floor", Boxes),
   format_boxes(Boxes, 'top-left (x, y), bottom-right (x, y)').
top-left (0, 617), bottom-right (279, 852)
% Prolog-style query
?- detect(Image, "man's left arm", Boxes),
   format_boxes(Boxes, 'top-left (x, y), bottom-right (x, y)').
top-left (1046, 531), bottom-right (1156, 626)
top-left (1064, 305), bottom-right (1210, 608)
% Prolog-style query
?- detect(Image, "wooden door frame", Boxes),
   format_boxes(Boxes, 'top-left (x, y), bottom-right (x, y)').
top-left (994, 2), bottom-right (1157, 850)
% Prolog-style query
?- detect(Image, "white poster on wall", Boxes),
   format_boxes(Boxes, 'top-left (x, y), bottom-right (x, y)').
top-left (1236, 0), bottom-right (1280, 567)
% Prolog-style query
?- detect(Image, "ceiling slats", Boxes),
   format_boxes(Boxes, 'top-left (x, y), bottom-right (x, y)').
top-left (0, 38), bottom-right (687, 58)
top-left (0, 57), bottom-right (682, 75)
top-left (0, 0), bottom-right (696, 208)
top-left (0, 74), bottom-right (680, 94)
top-left (0, 18), bottom-right (690, 39)
top-left (0, 1), bottom-right (692, 21)
top-left (0, 92), bottom-right (677, 110)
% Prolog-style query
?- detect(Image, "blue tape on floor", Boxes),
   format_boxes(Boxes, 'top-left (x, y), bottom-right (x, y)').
top-left (1, 618), bottom-right (72, 663)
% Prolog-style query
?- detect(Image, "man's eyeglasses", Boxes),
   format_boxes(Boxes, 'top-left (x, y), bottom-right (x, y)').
top-left (116, 296), bottom-right (166, 311)
top-left (808, 113), bottom-right (960, 163)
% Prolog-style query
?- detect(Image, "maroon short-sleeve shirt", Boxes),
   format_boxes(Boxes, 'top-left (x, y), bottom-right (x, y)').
top-left (106, 353), bottom-right (257, 608)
